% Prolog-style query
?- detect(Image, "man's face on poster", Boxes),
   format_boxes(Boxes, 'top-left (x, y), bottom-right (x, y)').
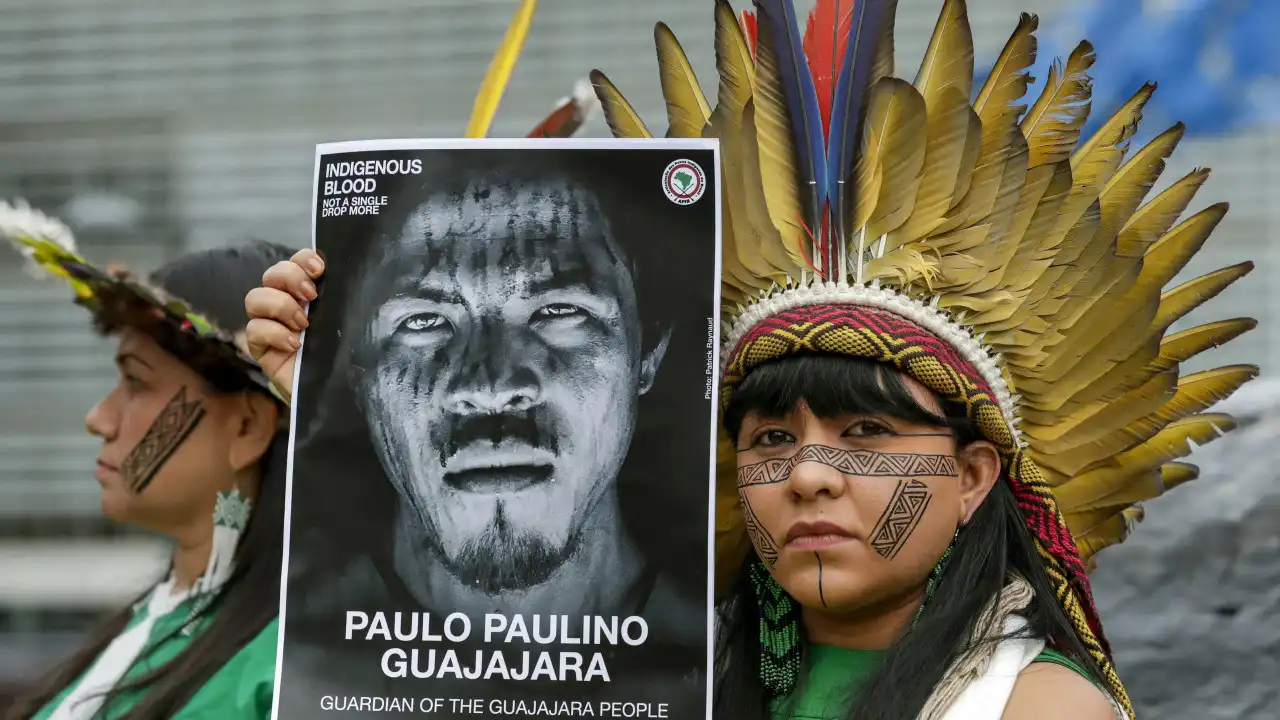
top-left (355, 178), bottom-right (666, 594)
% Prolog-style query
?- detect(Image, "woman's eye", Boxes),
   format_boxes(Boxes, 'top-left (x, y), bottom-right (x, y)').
top-left (400, 313), bottom-right (448, 332)
top-left (757, 429), bottom-right (794, 447)
top-left (847, 421), bottom-right (890, 437)
top-left (534, 303), bottom-right (585, 320)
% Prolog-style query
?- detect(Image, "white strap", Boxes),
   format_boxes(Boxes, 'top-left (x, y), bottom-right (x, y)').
top-left (936, 616), bottom-right (1045, 720)
top-left (46, 580), bottom-right (190, 720)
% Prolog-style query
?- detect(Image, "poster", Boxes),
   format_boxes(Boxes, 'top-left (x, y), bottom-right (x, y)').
top-left (274, 138), bottom-right (722, 719)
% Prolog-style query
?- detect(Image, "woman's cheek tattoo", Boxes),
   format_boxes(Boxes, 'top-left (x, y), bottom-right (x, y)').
top-left (120, 386), bottom-right (206, 493)
top-left (868, 479), bottom-right (933, 560)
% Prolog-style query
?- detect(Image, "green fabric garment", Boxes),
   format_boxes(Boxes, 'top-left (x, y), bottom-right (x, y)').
top-left (769, 644), bottom-right (1094, 719)
top-left (770, 645), bottom-right (885, 720)
top-left (32, 593), bottom-right (279, 720)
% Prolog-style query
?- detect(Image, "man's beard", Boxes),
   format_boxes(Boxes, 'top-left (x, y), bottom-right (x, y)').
top-left (439, 501), bottom-right (580, 594)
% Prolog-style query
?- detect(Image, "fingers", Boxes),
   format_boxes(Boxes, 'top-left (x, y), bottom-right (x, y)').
top-left (291, 248), bottom-right (325, 277)
top-left (245, 286), bottom-right (309, 333)
top-left (245, 317), bottom-right (302, 357)
top-left (263, 251), bottom-right (323, 304)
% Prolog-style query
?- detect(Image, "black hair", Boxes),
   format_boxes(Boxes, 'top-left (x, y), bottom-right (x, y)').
top-left (715, 353), bottom-right (1107, 720)
top-left (5, 240), bottom-right (297, 720)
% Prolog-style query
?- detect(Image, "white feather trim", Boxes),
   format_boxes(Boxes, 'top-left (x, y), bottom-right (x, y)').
top-left (0, 199), bottom-right (79, 278)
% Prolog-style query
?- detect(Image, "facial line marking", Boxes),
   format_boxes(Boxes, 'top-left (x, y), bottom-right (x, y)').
top-left (736, 444), bottom-right (958, 488)
top-left (815, 551), bottom-right (827, 608)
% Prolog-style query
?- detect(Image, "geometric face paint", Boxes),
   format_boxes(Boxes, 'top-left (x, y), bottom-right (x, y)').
top-left (868, 479), bottom-right (933, 560)
top-left (736, 445), bottom-right (957, 488)
top-left (120, 386), bottom-right (206, 493)
top-left (736, 444), bottom-right (957, 571)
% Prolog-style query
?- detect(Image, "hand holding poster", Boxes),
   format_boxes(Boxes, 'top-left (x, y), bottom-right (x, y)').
top-left (274, 139), bottom-right (721, 719)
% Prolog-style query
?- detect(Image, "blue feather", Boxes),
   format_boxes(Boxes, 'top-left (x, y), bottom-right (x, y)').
top-left (827, 0), bottom-right (892, 249)
top-left (754, 0), bottom-right (830, 244)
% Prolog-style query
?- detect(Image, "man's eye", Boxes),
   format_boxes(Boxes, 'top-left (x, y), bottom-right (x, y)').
top-left (534, 303), bottom-right (585, 320)
top-left (400, 313), bottom-right (448, 332)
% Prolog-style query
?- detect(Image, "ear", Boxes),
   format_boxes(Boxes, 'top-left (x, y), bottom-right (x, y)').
top-left (956, 440), bottom-right (1001, 525)
top-left (227, 392), bottom-right (280, 472)
top-left (637, 327), bottom-right (672, 396)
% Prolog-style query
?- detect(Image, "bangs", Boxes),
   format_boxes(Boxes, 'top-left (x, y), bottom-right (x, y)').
top-left (722, 353), bottom-right (967, 440)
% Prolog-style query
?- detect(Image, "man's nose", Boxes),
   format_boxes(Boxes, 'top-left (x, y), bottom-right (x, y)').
top-left (447, 318), bottom-right (543, 414)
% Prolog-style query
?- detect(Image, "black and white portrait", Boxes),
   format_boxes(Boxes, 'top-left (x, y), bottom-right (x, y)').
top-left (275, 141), bottom-right (719, 719)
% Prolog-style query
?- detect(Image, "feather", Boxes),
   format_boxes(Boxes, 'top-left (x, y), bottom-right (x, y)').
top-left (1046, 413), bottom-right (1236, 501)
top-left (715, 0), bottom-right (756, 115)
top-left (1117, 167), bottom-right (1210, 257)
top-left (708, 0), bottom-right (773, 292)
top-left (1068, 473), bottom-right (1163, 516)
top-left (754, 0), bottom-right (830, 270)
top-left (974, 13), bottom-right (1038, 120)
top-left (1108, 413), bottom-right (1236, 473)
top-left (1023, 368), bottom-right (1177, 446)
top-left (1097, 122), bottom-right (1184, 252)
top-left (589, 69), bottom-right (653, 139)
top-left (888, 88), bottom-right (974, 246)
top-left (913, 0), bottom-right (973, 100)
top-left (855, 78), bottom-right (928, 241)
top-left (526, 79), bottom-right (596, 138)
top-left (885, 0), bottom-right (973, 247)
top-left (1160, 462), bottom-right (1199, 490)
top-left (1074, 507), bottom-right (1143, 564)
top-left (752, 24), bottom-right (814, 271)
top-left (1034, 364), bottom-right (1255, 469)
top-left (1020, 42), bottom-right (1096, 168)
top-left (740, 10), bottom-right (759, 57)
top-left (656, 23), bottom-right (713, 138)
top-left (1159, 318), bottom-right (1257, 364)
top-left (829, 0), bottom-right (898, 253)
top-left (1059, 317), bottom-right (1256, 416)
top-left (1153, 262), bottom-right (1253, 332)
top-left (743, 100), bottom-right (810, 275)
top-left (802, 0), bottom-right (853, 137)
top-left (1118, 365), bottom-right (1259, 441)
top-left (1021, 202), bottom-right (1230, 393)
top-left (1026, 82), bottom-right (1154, 310)
top-left (0, 199), bottom-right (85, 286)
top-left (465, 0), bottom-right (539, 138)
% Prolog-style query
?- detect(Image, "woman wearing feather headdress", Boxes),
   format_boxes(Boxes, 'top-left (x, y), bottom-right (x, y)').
top-left (580, 0), bottom-right (1255, 718)
top-left (0, 211), bottom-right (296, 720)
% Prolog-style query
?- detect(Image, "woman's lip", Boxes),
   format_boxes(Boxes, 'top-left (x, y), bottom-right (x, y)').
top-left (787, 533), bottom-right (855, 550)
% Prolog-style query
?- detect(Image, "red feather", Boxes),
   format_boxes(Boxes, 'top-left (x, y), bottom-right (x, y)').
top-left (802, 0), bottom-right (855, 139)
top-left (739, 10), bottom-right (758, 58)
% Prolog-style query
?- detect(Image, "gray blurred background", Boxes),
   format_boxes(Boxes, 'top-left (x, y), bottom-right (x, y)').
top-left (0, 0), bottom-right (1275, 717)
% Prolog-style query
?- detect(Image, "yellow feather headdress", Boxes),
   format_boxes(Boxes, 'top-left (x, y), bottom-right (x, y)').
top-left (591, 0), bottom-right (1259, 716)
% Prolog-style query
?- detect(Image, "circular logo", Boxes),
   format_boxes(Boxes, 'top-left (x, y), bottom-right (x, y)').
top-left (662, 159), bottom-right (707, 206)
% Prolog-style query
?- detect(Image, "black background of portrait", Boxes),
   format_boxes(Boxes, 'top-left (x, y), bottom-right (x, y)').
top-left (276, 145), bottom-right (718, 719)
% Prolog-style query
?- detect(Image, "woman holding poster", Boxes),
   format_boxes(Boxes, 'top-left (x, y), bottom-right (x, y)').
top-left (588, 0), bottom-right (1259, 719)
top-left (0, 206), bottom-right (294, 720)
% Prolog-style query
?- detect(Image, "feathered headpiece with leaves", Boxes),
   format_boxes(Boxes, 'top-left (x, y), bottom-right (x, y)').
top-left (591, 0), bottom-right (1260, 716)
top-left (0, 200), bottom-right (276, 396)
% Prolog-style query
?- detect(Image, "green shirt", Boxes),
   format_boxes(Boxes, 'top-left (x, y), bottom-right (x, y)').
top-left (771, 645), bottom-right (885, 720)
top-left (32, 592), bottom-right (279, 720)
